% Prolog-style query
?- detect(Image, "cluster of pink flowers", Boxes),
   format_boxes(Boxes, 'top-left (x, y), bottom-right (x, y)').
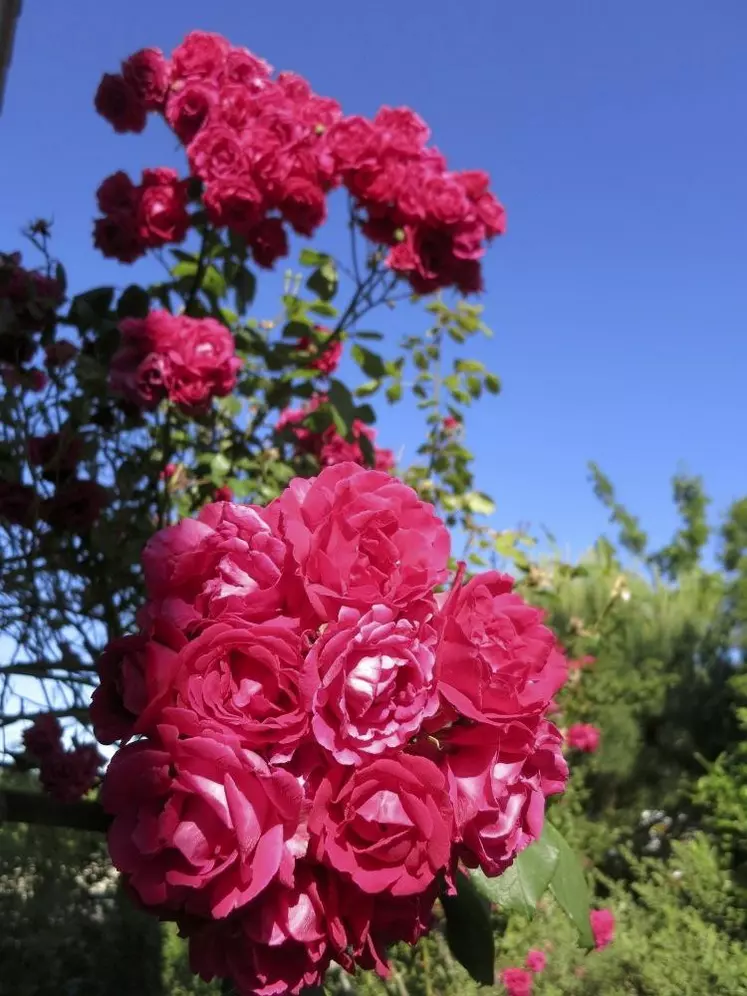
top-left (566, 722), bottom-right (601, 753)
top-left (93, 32), bottom-right (505, 292)
top-left (94, 168), bottom-right (190, 264)
top-left (276, 395), bottom-right (394, 472)
top-left (0, 252), bottom-right (63, 372)
top-left (296, 326), bottom-right (343, 376)
top-left (91, 463), bottom-right (567, 995)
top-left (23, 714), bottom-right (103, 804)
top-left (109, 310), bottom-right (241, 413)
top-left (500, 914), bottom-right (615, 994)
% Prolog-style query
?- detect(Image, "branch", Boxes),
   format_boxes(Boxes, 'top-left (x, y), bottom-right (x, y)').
top-left (0, 788), bottom-right (110, 833)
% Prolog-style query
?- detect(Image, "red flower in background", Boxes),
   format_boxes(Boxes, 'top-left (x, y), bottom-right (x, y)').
top-left (566, 723), bottom-right (601, 753)
top-left (501, 967), bottom-right (534, 996)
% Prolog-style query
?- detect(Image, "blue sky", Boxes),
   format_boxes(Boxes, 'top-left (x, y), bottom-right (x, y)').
top-left (1, 0), bottom-right (745, 562)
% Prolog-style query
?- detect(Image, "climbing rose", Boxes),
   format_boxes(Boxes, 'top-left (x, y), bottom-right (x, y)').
top-left (271, 463), bottom-right (450, 619)
top-left (566, 723), bottom-right (601, 753)
top-left (39, 744), bottom-right (104, 803)
top-left (94, 73), bottom-right (146, 133)
top-left (309, 754), bottom-right (453, 896)
top-left (102, 729), bottom-right (303, 919)
top-left (591, 908), bottom-right (615, 950)
top-left (23, 714), bottom-right (63, 759)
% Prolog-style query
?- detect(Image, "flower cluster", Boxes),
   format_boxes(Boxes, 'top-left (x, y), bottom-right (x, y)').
top-left (109, 310), bottom-right (241, 413)
top-left (94, 168), bottom-right (190, 264)
top-left (93, 32), bottom-right (505, 291)
top-left (276, 395), bottom-right (395, 472)
top-left (0, 252), bottom-right (63, 371)
top-left (23, 714), bottom-right (103, 804)
top-left (92, 463), bottom-right (566, 995)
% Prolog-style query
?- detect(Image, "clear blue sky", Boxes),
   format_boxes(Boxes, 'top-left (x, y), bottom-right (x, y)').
top-left (1, 0), bottom-right (745, 561)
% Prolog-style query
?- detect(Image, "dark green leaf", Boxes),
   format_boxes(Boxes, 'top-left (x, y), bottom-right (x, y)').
top-left (202, 264), bottom-right (226, 297)
top-left (117, 285), bottom-right (150, 320)
top-left (235, 267), bottom-right (256, 314)
top-left (327, 380), bottom-right (356, 432)
top-left (68, 287), bottom-right (114, 331)
top-left (355, 330), bottom-right (384, 341)
top-left (352, 344), bottom-right (387, 379)
top-left (544, 822), bottom-right (594, 949)
top-left (307, 260), bottom-right (338, 301)
top-left (283, 319), bottom-right (313, 339)
top-left (471, 825), bottom-right (560, 916)
top-left (441, 871), bottom-right (495, 985)
top-left (485, 373), bottom-right (501, 394)
top-left (386, 381), bottom-right (403, 403)
top-left (354, 403), bottom-right (375, 425)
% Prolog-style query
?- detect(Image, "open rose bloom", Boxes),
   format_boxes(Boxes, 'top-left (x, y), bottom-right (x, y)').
top-left (94, 462), bottom-right (568, 995)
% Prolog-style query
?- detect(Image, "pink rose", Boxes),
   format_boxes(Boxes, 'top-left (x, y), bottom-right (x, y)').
top-left (501, 967), bottom-right (533, 996)
top-left (297, 328), bottom-right (342, 374)
top-left (94, 73), bottom-right (146, 133)
top-left (122, 48), bottom-right (171, 110)
top-left (188, 124), bottom-right (248, 185)
top-left (213, 485), bottom-right (233, 502)
top-left (96, 171), bottom-right (139, 214)
top-left (203, 178), bottom-right (264, 233)
top-left (90, 623), bottom-right (185, 745)
top-left (525, 949), bottom-right (547, 973)
top-left (23, 714), bottom-right (63, 759)
top-left (309, 755), bottom-right (452, 896)
top-left (442, 721), bottom-right (567, 876)
top-left (93, 214), bottom-right (144, 264)
top-left (41, 480), bottom-right (108, 533)
top-left (271, 462), bottom-right (450, 619)
top-left (591, 907), bottom-right (615, 950)
top-left (137, 172), bottom-right (190, 247)
top-left (156, 619), bottom-right (317, 761)
top-left (27, 431), bottom-right (83, 482)
top-left (436, 571), bottom-right (568, 726)
top-left (309, 604), bottom-right (438, 765)
top-left (141, 500), bottom-right (306, 631)
top-left (374, 106), bottom-right (430, 157)
top-left (422, 174), bottom-right (472, 228)
top-left (248, 217), bottom-right (289, 269)
top-left (187, 867), bottom-right (329, 995)
top-left (166, 317), bottom-right (242, 411)
top-left (102, 728), bottom-right (302, 918)
top-left (39, 743), bottom-right (103, 804)
top-left (171, 31), bottom-right (229, 82)
top-left (280, 176), bottom-right (327, 236)
top-left (328, 115), bottom-right (379, 173)
top-left (222, 47), bottom-right (273, 88)
top-left (165, 81), bottom-right (219, 144)
top-left (566, 723), bottom-right (600, 753)
top-left (45, 340), bottom-right (77, 367)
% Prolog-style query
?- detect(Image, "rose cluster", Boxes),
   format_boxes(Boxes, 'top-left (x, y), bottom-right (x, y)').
top-left (276, 394), bottom-right (395, 473)
top-left (23, 714), bottom-right (104, 804)
top-left (94, 168), bottom-right (190, 264)
top-left (92, 463), bottom-right (566, 995)
top-left (109, 310), bottom-right (241, 413)
top-left (93, 32), bottom-right (505, 292)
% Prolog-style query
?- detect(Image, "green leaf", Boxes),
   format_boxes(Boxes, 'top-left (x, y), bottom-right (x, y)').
top-left (210, 453), bottom-right (231, 482)
top-left (441, 872), bottom-right (495, 985)
top-left (355, 379), bottom-right (380, 398)
top-left (485, 372), bottom-right (501, 394)
top-left (171, 260), bottom-right (198, 279)
top-left (308, 300), bottom-right (338, 318)
top-left (202, 264), bottom-right (226, 297)
top-left (307, 260), bottom-right (338, 301)
top-left (327, 380), bottom-right (356, 433)
top-left (472, 826), bottom-right (560, 917)
top-left (465, 492), bottom-right (496, 516)
top-left (352, 344), bottom-right (387, 379)
top-left (544, 822), bottom-right (595, 949)
top-left (283, 319), bottom-right (313, 339)
top-left (117, 285), bottom-right (150, 320)
top-left (355, 330), bottom-right (384, 341)
top-left (455, 358), bottom-right (486, 373)
top-left (386, 381), bottom-right (403, 403)
top-left (354, 403), bottom-right (375, 425)
top-left (235, 267), bottom-right (256, 314)
top-left (298, 248), bottom-right (328, 267)
top-left (54, 263), bottom-right (67, 297)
